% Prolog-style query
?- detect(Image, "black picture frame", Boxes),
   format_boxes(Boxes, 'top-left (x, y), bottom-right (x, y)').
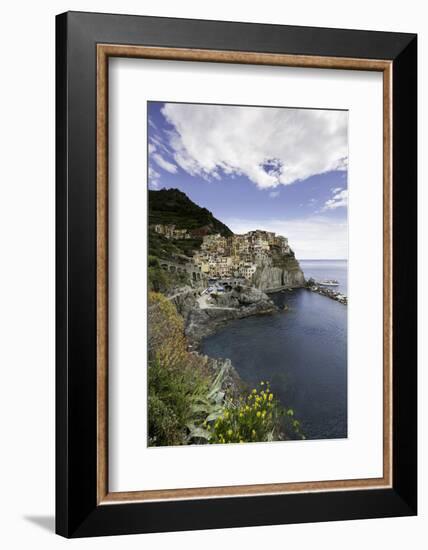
top-left (56, 11), bottom-right (417, 538)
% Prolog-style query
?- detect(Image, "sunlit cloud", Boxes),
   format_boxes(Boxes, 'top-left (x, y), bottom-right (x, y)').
top-left (148, 166), bottom-right (161, 188)
top-left (152, 152), bottom-right (177, 174)
top-left (161, 103), bottom-right (348, 188)
top-left (322, 189), bottom-right (348, 211)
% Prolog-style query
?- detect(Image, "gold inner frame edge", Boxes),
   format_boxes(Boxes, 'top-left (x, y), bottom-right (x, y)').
top-left (96, 44), bottom-right (393, 505)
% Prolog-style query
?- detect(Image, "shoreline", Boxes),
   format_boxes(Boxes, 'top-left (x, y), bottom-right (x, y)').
top-left (185, 290), bottom-right (278, 349)
top-left (183, 289), bottom-right (279, 399)
top-left (171, 280), bottom-right (346, 354)
top-left (170, 281), bottom-right (345, 410)
top-left (265, 285), bottom-right (301, 294)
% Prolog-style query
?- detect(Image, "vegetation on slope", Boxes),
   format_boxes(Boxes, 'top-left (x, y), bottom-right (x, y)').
top-left (147, 292), bottom-right (303, 446)
top-left (149, 188), bottom-right (233, 237)
top-left (148, 255), bottom-right (188, 294)
top-left (148, 188), bottom-right (234, 291)
top-left (148, 230), bottom-right (202, 260)
top-left (148, 291), bottom-right (221, 446)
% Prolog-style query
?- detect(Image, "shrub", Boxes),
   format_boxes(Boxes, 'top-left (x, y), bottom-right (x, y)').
top-left (148, 292), bottom-right (222, 446)
top-left (281, 407), bottom-right (306, 440)
top-left (148, 357), bottom-right (211, 446)
top-left (148, 291), bottom-right (188, 370)
top-left (208, 382), bottom-right (285, 444)
top-left (148, 258), bottom-right (190, 294)
top-left (148, 255), bottom-right (159, 268)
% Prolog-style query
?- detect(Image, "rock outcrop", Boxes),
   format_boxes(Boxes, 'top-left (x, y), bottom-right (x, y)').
top-left (185, 287), bottom-right (277, 346)
top-left (192, 354), bottom-right (245, 398)
top-left (212, 286), bottom-right (272, 308)
top-left (168, 286), bottom-right (199, 324)
top-left (253, 253), bottom-right (305, 292)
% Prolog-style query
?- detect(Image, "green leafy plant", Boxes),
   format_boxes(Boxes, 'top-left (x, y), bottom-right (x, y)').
top-left (185, 362), bottom-right (228, 443)
top-left (208, 382), bottom-right (285, 444)
top-left (148, 356), bottom-right (211, 446)
top-left (282, 407), bottom-right (306, 440)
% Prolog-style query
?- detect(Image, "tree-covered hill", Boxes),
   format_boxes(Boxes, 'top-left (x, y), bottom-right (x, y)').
top-left (149, 188), bottom-right (233, 237)
top-left (148, 189), bottom-right (233, 292)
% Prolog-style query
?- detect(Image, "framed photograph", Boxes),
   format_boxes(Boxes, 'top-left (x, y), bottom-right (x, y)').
top-left (56, 11), bottom-right (417, 537)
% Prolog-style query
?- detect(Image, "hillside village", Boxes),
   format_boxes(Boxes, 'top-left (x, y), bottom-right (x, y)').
top-left (152, 223), bottom-right (291, 281)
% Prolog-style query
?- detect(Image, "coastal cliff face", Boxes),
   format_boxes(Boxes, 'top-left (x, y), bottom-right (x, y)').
top-left (169, 286), bottom-right (199, 324)
top-left (185, 287), bottom-right (277, 346)
top-left (253, 254), bottom-right (305, 292)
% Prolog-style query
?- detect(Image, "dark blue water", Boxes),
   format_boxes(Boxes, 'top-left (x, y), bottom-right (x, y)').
top-left (299, 259), bottom-right (348, 295)
top-left (201, 286), bottom-right (347, 440)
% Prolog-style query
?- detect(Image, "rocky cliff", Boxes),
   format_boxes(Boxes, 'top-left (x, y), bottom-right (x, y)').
top-left (212, 286), bottom-right (273, 308)
top-left (253, 253), bottom-right (305, 292)
top-left (185, 287), bottom-right (277, 346)
top-left (169, 286), bottom-right (199, 324)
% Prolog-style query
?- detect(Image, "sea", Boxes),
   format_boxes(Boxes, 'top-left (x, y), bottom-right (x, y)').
top-left (200, 260), bottom-right (348, 441)
top-left (299, 259), bottom-right (348, 295)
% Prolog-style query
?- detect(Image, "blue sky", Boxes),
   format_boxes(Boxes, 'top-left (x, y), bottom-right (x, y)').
top-left (148, 101), bottom-right (348, 259)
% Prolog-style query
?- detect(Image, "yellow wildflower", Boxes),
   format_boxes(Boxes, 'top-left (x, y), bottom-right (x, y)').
top-left (256, 411), bottom-right (261, 418)
top-left (252, 389), bottom-right (257, 395)
top-left (227, 429), bottom-right (233, 436)
top-left (269, 393), bottom-right (273, 401)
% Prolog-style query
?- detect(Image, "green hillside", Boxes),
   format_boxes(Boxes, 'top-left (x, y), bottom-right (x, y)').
top-left (148, 188), bottom-right (233, 237)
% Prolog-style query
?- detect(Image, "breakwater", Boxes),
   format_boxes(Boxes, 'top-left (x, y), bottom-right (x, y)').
top-left (306, 281), bottom-right (347, 305)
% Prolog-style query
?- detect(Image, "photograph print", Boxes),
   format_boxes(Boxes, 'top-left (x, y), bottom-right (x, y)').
top-left (147, 101), bottom-right (348, 447)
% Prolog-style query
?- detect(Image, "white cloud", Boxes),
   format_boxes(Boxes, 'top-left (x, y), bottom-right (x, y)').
top-left (161, 103), bottom-right (348, 188)
top-left (269, 191), bottom-right (280, 198)
top-left (152, 152), bottom-right (178, 174)
top-left (147, 134), bottom-right (178, 185)
top-left (150, 135), bottom-right (172, 156)
top-left (225, 216), bottom-right (347, 260)
top-left (148, 166), bottom-right (161, 188)
top-left (322, 189), bottom-right (348, 211)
